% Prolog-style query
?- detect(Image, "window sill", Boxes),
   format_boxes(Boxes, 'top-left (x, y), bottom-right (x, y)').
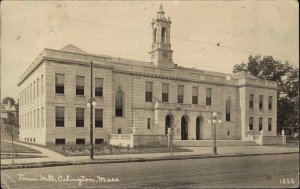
top-left (95, 127), bottom-right (104, 129)
top-left (113, 116), bottom-right (126, 118)
top-left (56, 93), bottom-right (65, 96)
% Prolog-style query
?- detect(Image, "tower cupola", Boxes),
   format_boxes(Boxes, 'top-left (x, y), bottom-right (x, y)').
top-left (149, 4), bottom-right (174, 68)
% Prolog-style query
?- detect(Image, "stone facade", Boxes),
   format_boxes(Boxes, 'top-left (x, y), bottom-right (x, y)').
top-left (17, 6), bottom-right (277, 145)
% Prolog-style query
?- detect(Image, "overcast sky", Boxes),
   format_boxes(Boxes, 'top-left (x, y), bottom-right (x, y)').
top-left (1, 0), bottom-right (299, 101)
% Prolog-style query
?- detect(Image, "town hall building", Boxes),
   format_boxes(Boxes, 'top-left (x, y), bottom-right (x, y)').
top-left (17, 5), bottom-right (277, 145)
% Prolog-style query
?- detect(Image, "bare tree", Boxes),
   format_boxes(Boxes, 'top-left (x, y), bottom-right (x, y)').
top-left (168, 119), bottom-right (180, 156)
top-left (4, 112), bottom-right (19, 163)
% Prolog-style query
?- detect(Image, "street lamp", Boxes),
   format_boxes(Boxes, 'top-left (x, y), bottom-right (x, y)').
top-left (208, 112), bottom-right (221, 155)
top-left (87, 60), bottom-right (96, 160)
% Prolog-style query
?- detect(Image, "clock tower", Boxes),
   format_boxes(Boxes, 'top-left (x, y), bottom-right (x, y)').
top-left (149, 4), bottom-right (174, 68)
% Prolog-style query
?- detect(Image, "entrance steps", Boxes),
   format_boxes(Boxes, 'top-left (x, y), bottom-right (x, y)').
top-left (173, 140), bottom-right (258, 147)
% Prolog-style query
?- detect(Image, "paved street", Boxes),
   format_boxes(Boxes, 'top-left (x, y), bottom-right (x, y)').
top-left (1, 153), bottom-right (299, 189)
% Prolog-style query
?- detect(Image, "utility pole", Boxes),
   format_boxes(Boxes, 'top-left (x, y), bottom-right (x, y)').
top-left (87, 60), bottom-right (96, 160)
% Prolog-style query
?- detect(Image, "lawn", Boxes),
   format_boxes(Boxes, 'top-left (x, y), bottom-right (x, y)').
top-left (1, 140), bottom-right (41, 154)
top-left (46, 144), bottom-right (192, 156)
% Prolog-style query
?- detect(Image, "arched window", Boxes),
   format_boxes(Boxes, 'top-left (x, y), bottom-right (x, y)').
top-left (196, 116), bottom-right (202, 140)
top-left (165, 115), bottom-right (170, 134)
top-left (161, 28), bottom-right (167, 44)
top-left (153, 28), bottom-right (157, 43)
top-left (115, 87), bottom-right (124, 117)
top-left (226, 100), bottom-right (231, 121)
top-left (181, 115), bottom-right (189, 140)
top-left (165, 114), bottom-right (173, 135)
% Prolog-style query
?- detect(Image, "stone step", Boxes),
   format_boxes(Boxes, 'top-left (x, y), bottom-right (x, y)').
top-left (173, 140), bottom-right (258, 147)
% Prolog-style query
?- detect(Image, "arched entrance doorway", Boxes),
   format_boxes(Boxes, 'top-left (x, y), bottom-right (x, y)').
top-left (165, 115), bottom-right (173, 135)
top-left (181, 116), bottom-right (188, 140)
top-left (196, 117), bottom-right (201, 140)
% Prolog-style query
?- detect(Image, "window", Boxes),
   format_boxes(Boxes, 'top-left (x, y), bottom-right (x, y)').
top-left (27, 112), bottom-right (29, 129)
top-left (55, 74), bottom-right (64, 94)
top-left (41, 75), bottom-right (44, 95)
top-left (259, 95), bottom-right (263, 110)
top-left (76, 138), bottom-right (85, 145)
top-left (161, 27), bottom-right (166, 44)
top-left (115, 88), bottom-right (123, 117)
top-left (76, 108), bottom-right (84, 127)
top-left (55, 138), bottom-right (65, 145)
top-left (259, 117), bottom-right (263, 131)
top-left (192, 87), bottom-right (198, 104)
top-left (249, 94), bottom-right (254, 109)
top-left (147, 118), bottom-right (151, 129)
top-left (37, 109), bottom-right (40, 128)
top-left (95, 78), bottom-right (103, 97)
top-left (33, 81), bottom-right (36, 100)
top-left (41, 107), bottom-right (44, 127)
top-left (27, 86), bottom-right (29, 102)
top-left (268, 96), bottom-right (273, 110)
top-left (30, 84), bottom-right (32, 101)
top-left (26, 112), bottom-right (30, 129)
top-left (24, 89), bottom-right (26, 104)
top-left (95, 138), bottom-right (104, 144)
top-left (162, 83), bottom-right (169, 102)
top-left (95, 109), bottom-right (103, 128)
top-left (76, 76), bottom-right (84, 96)
top-left (55, 107), bottom-right (64, 127)
top-left (268, 118), bottom-right (272, 131)
top-left (37, 78), bottom-right (39, 97)
top-left (178, 85), bottom-right (184, 103)
top-left (34, 110), bottom-right (36, 128)
top-left (145, 82), bottom-right (153, 102)
top-left (118, 128), bottom-right (122, 134)
top-left (206, 88), bottom-right (212, 106)
top-left (249, 117), bottom-right (253, 130)
top-left (226, 100), bottom-right (231, 121)
top-left (30, 111), bottom-right (32, 128)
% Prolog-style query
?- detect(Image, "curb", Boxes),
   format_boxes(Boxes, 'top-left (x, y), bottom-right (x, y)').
top-left (1, 152), bottom-right (298, 170)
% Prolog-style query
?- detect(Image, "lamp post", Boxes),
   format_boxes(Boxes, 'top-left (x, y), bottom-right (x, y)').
top-left (208, 112), bottom-right (221, 155)
top-left (87, 60), bottom-right (96, 160)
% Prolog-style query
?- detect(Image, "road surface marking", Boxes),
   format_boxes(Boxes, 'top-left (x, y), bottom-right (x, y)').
top-left (2, 172), bottom-right (16, 183)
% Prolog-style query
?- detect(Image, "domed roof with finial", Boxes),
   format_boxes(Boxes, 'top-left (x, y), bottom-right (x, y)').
top-left (157, 3), bottom-right (165, 15)
top-left (154, 3), bottom-right (170, 23)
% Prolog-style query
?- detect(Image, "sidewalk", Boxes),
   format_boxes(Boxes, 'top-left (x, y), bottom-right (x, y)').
top-left (1, 139), bottom-right (298, 169)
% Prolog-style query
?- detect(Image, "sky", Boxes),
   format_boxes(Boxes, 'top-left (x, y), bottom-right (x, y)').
top-left (1, 0), bottom-right (299, 101)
